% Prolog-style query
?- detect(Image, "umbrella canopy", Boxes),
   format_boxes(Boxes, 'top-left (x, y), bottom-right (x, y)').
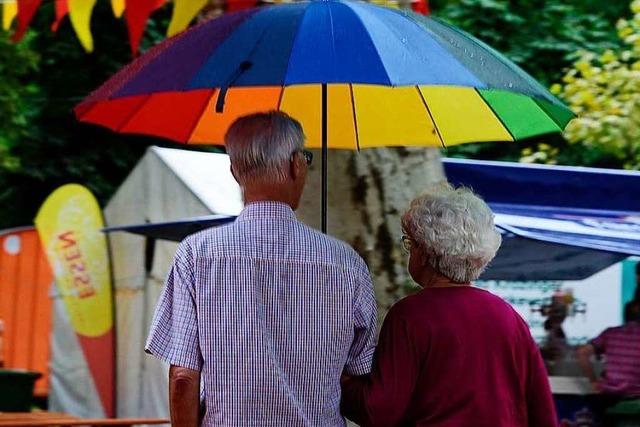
top-left (75, 0), bottom-right (573, 149)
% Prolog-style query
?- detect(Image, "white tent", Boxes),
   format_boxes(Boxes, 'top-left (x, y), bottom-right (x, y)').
top-left (50, 146), bottom-right (242, 419)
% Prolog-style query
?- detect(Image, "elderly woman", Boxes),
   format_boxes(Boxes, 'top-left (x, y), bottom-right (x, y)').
top-left (341, 184), bottom-right (556, 427)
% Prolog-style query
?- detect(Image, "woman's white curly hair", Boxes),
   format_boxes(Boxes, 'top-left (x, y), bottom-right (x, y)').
top-left (401, 183), bottom-right (502, 283)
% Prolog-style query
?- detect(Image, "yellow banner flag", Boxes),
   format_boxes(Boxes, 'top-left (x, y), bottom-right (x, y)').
top-left (35, 184), bottom-right (113, 337)
top-left (2, 0), bottom-right (17, 31)
top-left (35, 184), bottom-right (115, 416)
top-left (167, 0), bottom-right (207, 37)
top-left (111, 0), bottom-right (124, 18)
top-left (69, 0), bottom-right (97, 52)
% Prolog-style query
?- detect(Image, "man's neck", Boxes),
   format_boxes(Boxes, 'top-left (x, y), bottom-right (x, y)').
top-left (242, 184), bottom-right (297, 210)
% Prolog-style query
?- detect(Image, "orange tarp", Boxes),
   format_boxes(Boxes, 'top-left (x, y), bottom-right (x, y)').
top-left (0, 227), bottom-right (53, 397)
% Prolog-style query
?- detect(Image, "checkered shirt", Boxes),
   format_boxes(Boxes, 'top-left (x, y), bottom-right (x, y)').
top-left (145, 202), bottom-right (377, 426)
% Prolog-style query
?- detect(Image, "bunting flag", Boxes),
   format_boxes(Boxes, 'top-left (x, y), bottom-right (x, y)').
top-left (5, 0), bottom-right (426, 51)
top-left (225, 0), bottom-right (258, 12)
top-left (124, 0), bottom-right (166, 55)
top-left (2, 0), bottom-right (18, 31)
top-left (51, 0), bottom-right (69, 32)
top-left (110, 0), bottom-right (124, 18)
top-left (166, 0), bottom-right (207, 37)
top-left (411, 0), bottom-right (429, 15)
top-left (11, 0), bottom-right (41, 42)
top-left (35, 184), bottom-right (116, 417)
top-left (68, 0), bottom-right (97, 52)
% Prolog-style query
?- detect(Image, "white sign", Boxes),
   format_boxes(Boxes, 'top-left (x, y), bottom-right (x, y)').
top-left (477, 263), bottom-right (622, 345)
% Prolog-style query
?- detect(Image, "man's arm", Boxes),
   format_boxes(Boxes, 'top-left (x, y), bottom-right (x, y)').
top-left (169, 365), bottom-right (200, 427)
top-left (576, 344), bottom-right (601, 391)
top-left (341, 307), bottom-right (420, 426)
top-left (343, 261), bottom-right (378, 376)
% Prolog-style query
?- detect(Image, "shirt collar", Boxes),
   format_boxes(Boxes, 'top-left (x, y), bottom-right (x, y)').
top-left (236, 201), bottom-right (297, 222)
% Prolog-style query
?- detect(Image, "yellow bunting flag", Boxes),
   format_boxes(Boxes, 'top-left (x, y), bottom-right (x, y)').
top-left (167, 0), bottom-right (207, 37)
top-left (35, 184), bottom-right (115, 416)
top-left (110, 0), bottom-right (124, 18)
top-left (68, 0), bottom-right (97, 52)
top-left (2, 0), bottom-right (17, 31)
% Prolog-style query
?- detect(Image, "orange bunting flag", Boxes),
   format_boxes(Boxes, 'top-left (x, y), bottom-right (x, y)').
top-left (167, 0), bottom-right (207, 37)
top-left (68, 0), bottom-right (98, 52)
top-left (2, 0), bottom-right (18, 31)
top-left (124, 0), bottom-right (166, 55)
top-left (11, 0), bottom-right (41, 42)
top-left (110, 0), bottom-right (124, 18)
top-left (51, 0), bottom-right (69, 32)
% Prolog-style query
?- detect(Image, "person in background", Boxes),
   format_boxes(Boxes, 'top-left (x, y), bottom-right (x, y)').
top-left (341, 184), bottom-right (557, 427)
top-left (145, 111), bottom-right (377, 426)
top-left (540, 293), bottom-right (570, 374)
top-left (576, 297), bottom-right (640, 420)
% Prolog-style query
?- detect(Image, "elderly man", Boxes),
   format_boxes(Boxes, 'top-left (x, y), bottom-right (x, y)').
top-left (145, 111), bottom-right (377, 426)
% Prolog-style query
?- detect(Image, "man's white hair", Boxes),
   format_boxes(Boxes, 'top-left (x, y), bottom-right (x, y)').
top-left (402, 183), bottom-right (502, 283)
top-left (225, 111), bottom-right (305, 184)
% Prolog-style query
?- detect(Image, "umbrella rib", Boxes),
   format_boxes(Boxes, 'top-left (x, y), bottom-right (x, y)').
top-left (415, 86), bottom-right (446, 149)
top-left (276, 86), bottom-right (285, 111)
top-left (114, 94), bottom-right (154, 132)
top-left (532, 98), bottom-right (567, 129)
top-left (185, 89), bottom-right (218, 144)
top-left (474, 88), bottom-right (516, 142)
top-left (349, 84), bottom-right (361, 151)
top-left (281, 3), bottom-right (313, 85)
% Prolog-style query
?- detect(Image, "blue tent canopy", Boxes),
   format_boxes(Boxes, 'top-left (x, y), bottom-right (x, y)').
top-left (104, 158), bottom-right (640, 281)
top-left (103, 215), bottom-right (236, 242)
top-left (443, 158), bottom-right (640, 280)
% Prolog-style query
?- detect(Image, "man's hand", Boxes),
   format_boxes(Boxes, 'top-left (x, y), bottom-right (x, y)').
top-left (590, 379), bottom-right (603, 393)
top-left (340, 372), bottom-right (352, 385)
top-left (169, 365), bottom-right (200, 427)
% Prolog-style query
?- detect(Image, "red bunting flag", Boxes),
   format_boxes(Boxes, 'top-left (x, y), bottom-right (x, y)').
top-left (411, 0), bottom-right (430, 15)
top-left (11, 0), bottom-right (41, 42)
top-left (51, 0), bottom-right (69, 32)
top-left (124, 0), bottom-right (166, 55)
top-left (226, 0), bottom-right (258, 13)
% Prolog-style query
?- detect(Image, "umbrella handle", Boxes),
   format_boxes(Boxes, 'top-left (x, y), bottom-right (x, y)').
top-left (322, 84), bottom-right (328, 234)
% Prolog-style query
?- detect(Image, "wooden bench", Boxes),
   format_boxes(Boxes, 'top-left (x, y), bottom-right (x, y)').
top-left (0, 412), bottom-right (169, 426)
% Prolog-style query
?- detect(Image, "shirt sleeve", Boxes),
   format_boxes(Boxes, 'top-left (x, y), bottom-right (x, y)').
top-left (591, 328), bottom-right (609, 354)
top-left (145, 240), bottom-right (203, 371)
top-left (343, 259), bottom-right (378, 376)
top-left (341, 304), bottom-right (421, 427)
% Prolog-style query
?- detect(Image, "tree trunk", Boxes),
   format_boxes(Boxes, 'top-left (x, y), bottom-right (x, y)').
top-left (297, 147), bottom-right (445, 321)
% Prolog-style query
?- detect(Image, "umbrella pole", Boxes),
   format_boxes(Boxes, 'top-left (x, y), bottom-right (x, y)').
top-left (321, 84), bottom-right (328, 234)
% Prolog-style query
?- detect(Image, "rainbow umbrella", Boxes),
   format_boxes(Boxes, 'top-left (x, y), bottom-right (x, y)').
top-left (75, 0), bottom-right (573, 232)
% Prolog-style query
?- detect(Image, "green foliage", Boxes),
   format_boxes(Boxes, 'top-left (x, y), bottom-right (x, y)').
top-left (533, 0), bottom-right (640, 170)
top-left (0, 32), bottom-right (40, 172)
top-left (436, 0), bottom-right (631, 166)
top-left (0, 3), bottom-right (172, 228)
top-left (434, 0), bottom-right (625, 86)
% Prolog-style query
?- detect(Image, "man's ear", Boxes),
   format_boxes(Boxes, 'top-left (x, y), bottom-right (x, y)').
top-left (230, 164), bottom-right (239, 183)
top-left (290, 153), bottom-right (302, 180)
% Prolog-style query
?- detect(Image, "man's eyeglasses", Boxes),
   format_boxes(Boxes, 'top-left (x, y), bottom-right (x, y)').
top-left (401, 235), bottom-right (413, 253)
top-left (294, 150), bottom-right (313, 166)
